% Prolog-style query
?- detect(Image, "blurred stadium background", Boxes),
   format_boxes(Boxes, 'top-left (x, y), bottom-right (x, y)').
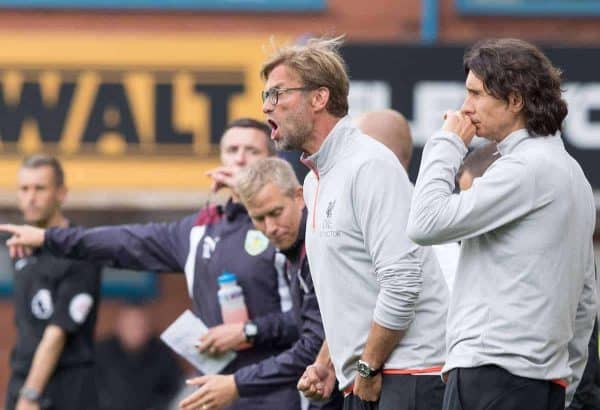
top-left (0, 0), bottom-right (600, 404)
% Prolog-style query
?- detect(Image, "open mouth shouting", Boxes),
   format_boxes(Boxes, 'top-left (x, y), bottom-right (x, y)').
top-left (267, 118), bottom-right (279, 140)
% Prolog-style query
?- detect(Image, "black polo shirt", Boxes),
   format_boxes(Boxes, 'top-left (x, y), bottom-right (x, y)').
top-left (10, 248), bottom-right (100, 375)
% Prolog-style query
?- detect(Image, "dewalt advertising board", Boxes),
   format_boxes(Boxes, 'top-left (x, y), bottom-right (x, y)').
top-left (0, 32), bottom-right (281, 196)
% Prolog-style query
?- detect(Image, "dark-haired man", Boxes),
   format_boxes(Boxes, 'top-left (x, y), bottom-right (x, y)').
top-left (6, 155), bottom-right (101, 410)
top-left (407, 38), bottom-right (597, 410)
top-left (1, 119), bottom-right (303, 410)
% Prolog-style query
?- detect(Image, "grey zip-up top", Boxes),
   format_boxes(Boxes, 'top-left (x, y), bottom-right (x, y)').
top-left (407, 129), bottom-right (598, 403)
top-left (302, 116), bottom-right (449, 390)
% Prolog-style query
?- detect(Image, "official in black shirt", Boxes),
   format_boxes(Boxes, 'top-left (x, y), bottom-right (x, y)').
top-left (5, 154), bottom-right (101, 410)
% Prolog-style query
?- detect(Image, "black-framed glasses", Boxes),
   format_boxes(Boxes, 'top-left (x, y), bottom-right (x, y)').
top-left (261, 87), bottom-right (315, 106)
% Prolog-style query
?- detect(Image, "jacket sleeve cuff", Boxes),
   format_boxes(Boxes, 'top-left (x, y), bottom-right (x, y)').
top-left (43, 227), bottom-right (59, 250)
top-left (373, 306), bottom-right (415, 331)
top-left (234, 365), bottom-right (257, 397)
top-left (252, 311), bottom-right (299, 347)
top-left (252, 315), bottom-right (274, 346)
top-left (431, 130), bottom-right (469, 156)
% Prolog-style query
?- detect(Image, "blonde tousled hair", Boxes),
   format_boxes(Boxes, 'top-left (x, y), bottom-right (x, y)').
top-left (236, 157), bottom-right (300, 206)
top-left (261, 35), bottom-right (349, 117)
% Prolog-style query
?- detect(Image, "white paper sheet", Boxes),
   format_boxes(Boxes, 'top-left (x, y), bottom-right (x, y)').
top-left (160, 309), bottom-right (236, 374)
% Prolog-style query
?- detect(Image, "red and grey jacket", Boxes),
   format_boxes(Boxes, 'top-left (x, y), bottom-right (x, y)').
top-left (44, 201), bottom-right (301, 386)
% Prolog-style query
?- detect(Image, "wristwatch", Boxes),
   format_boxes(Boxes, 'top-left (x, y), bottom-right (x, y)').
top-left (356, 359), bottom-right (381, 379)
top-left (19, 386), bottom-right (40, 402)
top-left (243, 321), bottom-right (258, 343)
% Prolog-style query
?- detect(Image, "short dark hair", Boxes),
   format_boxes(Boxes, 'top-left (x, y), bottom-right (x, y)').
top-left (21, 154), bottom-right (65, 187)
top-left (223, 118), bottom-right (276, 155)
top-left (464, 38), bottom-right (568, 136)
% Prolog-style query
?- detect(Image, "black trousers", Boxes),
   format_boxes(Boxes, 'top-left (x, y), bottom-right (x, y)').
top-left (6, 364), bottom-right (98, 410)
top-left (568, 320), bottom-right (600, 410)
top-left (442, 365), bottom-right (565, 410)
top-left (343, 374), bottom-right (445, 410)
top-left (309, 387), bottom-right (345, 410)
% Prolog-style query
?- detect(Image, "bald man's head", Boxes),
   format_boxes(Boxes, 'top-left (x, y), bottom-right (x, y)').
top-left (354, 109), bottom-right (413, 171)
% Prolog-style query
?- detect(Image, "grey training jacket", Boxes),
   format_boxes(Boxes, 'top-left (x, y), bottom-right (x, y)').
top-left (302, 116), bottom-right (449, 390)
top-left (407, 129), bottom-right (598, 404)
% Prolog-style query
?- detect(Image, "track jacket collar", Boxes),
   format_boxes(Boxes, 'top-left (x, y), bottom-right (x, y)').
top-left (280, 208), bottom-right (307, 263)
top-left (495, 128), bottom-right (530, 156)
top-left (496, 128), bottom-right (564, 156)
top-left (224, 198), bottom-right (248, 221)
top-left (301, 116), bottom-right (352, 177)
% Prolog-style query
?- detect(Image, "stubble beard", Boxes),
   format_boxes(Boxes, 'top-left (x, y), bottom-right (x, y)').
top-left (275, 119), bottom-right (312, 152)
top-left (25, 205), bottom-right (59, 228)
top-left (275, 134), bottom-right (305, 151)
top-left (25, 213), bottom-right (51, 228)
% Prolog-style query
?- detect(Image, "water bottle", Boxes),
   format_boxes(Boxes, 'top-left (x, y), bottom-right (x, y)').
top-left (217, 272), bottom-right (249, 323)
top-left (217, 272), bottom-right (251, 350)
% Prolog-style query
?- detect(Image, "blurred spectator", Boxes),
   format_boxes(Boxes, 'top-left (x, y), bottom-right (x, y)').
top-left (354, 109), bottom-right (413, 171)
top-left (95, 302), bottom-right (183, 410)
top-left (456, 141), bottom-right (500, 191)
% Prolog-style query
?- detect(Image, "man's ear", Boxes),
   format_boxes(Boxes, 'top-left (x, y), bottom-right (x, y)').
top-left (57, 185), bottom-right (68, 206)
top-left (312, 87), bottom-right (330, 112)
top-left (508, 92), bottom-right (524, 113)
top-left (294, 185), bottom-right (305, 205)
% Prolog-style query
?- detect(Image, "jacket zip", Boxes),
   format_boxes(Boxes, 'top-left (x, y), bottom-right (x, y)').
top-left (300, 157), bottom-right (320, 230)
top-left (312, 177), bottom-right (320, 229)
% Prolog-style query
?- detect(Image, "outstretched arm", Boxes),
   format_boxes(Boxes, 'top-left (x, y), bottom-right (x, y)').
top-left (0, 224), bottom-right (44, 259)
top-left (1, 214), bottom-right (197, 273)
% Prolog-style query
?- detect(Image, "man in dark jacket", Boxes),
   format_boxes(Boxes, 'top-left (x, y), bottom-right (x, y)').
top-left (179, 157), bottom-right (343, 410)
top-left (0, 119), bottom-right (304, 410)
